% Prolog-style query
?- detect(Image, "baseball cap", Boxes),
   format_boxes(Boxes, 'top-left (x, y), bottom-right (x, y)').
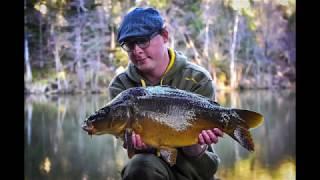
top-left (117, 7), bottom-right (164, 43)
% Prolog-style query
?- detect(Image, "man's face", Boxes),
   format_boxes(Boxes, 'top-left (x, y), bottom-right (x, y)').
top-left (125, 31), bottom-right (169, 73)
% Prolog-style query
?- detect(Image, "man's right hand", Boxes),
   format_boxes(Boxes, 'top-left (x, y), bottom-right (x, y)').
top-left (123, 131), bottom-right (152, 152)
top-left (131, 131), bottom-right (150, 150)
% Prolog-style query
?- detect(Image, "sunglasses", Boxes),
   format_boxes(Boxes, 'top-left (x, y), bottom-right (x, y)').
top-left (120, 31), bottom-right (160, 52)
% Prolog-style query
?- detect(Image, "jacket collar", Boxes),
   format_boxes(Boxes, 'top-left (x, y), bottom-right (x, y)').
top-left (126, 48), bottom-right (187, 86)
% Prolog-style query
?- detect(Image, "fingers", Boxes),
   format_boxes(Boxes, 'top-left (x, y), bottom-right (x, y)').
top-left (131, 131), bottom-right (136, 147)
top-left (198, 128), bottom-right (224, 145)
top-left (199, 130), bottom-right (215, 145)
top-left (132, 131), bottom-right (147, 150)
top-left (213, 128), bottom-right (224, 137)
top-left (198, 133), bottom-right (205, 145)
top-left (135, 133), bottom-right (144, 148)
top-left (206, 130), bottom-right (218, 144)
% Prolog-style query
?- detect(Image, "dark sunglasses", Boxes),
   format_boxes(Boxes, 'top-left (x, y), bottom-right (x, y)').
top-left (120, 31), bottom-right (160, 52)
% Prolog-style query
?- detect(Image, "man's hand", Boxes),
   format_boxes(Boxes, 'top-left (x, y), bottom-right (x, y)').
top-left (198, 128), bottom-right (224, 145)
top-left (131, 131), bottom-right (149, 150)
top-left (181, 128), bottom-right (224, 157)
top-left (127, 128), bottom-right (224, 148)
top-left (123, 131), bottom-right (155, 156)
top-left (123, 128), bottom-right (224, 157)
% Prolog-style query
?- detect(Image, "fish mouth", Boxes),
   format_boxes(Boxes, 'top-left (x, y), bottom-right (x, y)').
top-left (81, 121), bottom-right (97, 135)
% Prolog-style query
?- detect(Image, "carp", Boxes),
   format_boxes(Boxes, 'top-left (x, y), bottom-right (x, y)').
top-left (82, 86), bottom-right (264, 165)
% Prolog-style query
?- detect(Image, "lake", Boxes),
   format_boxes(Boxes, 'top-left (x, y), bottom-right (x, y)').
top-left (24, 89), bottom-right (295, 180)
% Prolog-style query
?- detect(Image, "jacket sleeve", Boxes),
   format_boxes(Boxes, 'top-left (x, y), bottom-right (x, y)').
top-left (192, 78), bottom-right (216, 100)
top-left (108, 76), bottom-right (126, 99)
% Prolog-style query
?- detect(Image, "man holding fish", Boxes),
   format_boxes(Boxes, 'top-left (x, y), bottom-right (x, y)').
top-left (109, 7), bottom-right (224, 180)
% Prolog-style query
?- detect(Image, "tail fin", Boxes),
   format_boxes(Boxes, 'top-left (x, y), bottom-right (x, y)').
top-left (228, 109), bottom-right (263, 151)
top-left (233, 109), bottom-right (264, 128)
top-left (229, 127), bottom-right (255, 151)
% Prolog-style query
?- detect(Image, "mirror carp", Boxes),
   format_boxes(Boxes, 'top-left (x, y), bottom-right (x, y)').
top-left (82, 86), bottom-right (264, 165)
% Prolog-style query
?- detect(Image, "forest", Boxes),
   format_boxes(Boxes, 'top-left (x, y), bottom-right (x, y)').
top-left (24, 0), bottom-right (296, 94)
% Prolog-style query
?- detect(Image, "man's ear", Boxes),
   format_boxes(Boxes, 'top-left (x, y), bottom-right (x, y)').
top-left (160, 28), bottom-right (169, 43)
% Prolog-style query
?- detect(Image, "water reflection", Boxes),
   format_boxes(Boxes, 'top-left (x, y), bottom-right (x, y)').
top-left (24, 89), bottom-right (295, 180)
top-left (214, 89), bottom-right (295, 180)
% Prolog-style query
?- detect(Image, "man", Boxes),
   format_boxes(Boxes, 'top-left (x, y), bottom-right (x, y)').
top-left (108, 7), bottom-right (224, 180)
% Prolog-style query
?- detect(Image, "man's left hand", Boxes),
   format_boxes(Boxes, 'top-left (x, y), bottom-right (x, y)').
top-left (198, 128), bottom-right (224, 145)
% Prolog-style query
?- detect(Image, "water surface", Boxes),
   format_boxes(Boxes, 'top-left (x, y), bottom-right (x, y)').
top-left (24, 89), bottom-right (295, 180)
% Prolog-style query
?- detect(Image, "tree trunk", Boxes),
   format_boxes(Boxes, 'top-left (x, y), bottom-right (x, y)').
top-left (51, 24), bottom-right (68, 91)
top-left (75, 26), bottom-right (85, 90)
top-left (110, 25), bottom-right (115, 50)
top-left (75, 1), bottom-right (86, 91)
top-left (257, 55), bottom-right (261, 88)
top-left (91, 51), bottom-right (100, 91)
top-left (230, 11), bottom-right (239, 89)
top-left (203, 20), bottom-right (210, 72)
top-left (183, 33), bottom-right (202, 65)
top-left (39, 14), bottom-right (44, 68)
top-left (53, 40), bottom-right (62, 91)
top-left (25, 36), bottom-right (33, 82)
top-left (24, 0), bottom-right (32, 83)
top-left (88, 5), bottom-right (106, 92)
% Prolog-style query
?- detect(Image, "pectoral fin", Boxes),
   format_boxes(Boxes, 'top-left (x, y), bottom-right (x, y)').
top-left (159, 147), bottom-right (178, 166)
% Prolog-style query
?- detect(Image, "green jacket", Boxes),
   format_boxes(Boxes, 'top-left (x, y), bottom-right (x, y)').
top-left (108, 48), bottom-right (219, 180)
top-left (109, 49), bottom-right (215, 99)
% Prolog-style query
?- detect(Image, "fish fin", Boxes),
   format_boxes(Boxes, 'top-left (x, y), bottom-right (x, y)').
top-left (159, 147), bottom-right (178, 166)
top-left (230, 127), bottom-right (255, 151)
top-left (234, 109), bottom-right (264, 128)
top-left (125, 128), bottom-right (135, 158)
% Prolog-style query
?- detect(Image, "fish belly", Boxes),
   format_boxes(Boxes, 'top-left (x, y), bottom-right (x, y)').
top-left (133, 118), bottom-right (216, 148)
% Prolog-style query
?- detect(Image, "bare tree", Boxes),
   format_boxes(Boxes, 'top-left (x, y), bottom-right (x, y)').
top-left (24, 0), bottom-right (32, 83)
top-left (230, 11), bottom-right (240, 89)
top-left (25, 36), bottom-right (33, 83)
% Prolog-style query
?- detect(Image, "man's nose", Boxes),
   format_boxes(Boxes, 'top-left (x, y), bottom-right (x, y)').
top-left (132, 44), bottom-right (144, 54)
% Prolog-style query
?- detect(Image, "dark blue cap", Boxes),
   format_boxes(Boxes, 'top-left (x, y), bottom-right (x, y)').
top-left (117, 7), bottom-right (164, 43)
